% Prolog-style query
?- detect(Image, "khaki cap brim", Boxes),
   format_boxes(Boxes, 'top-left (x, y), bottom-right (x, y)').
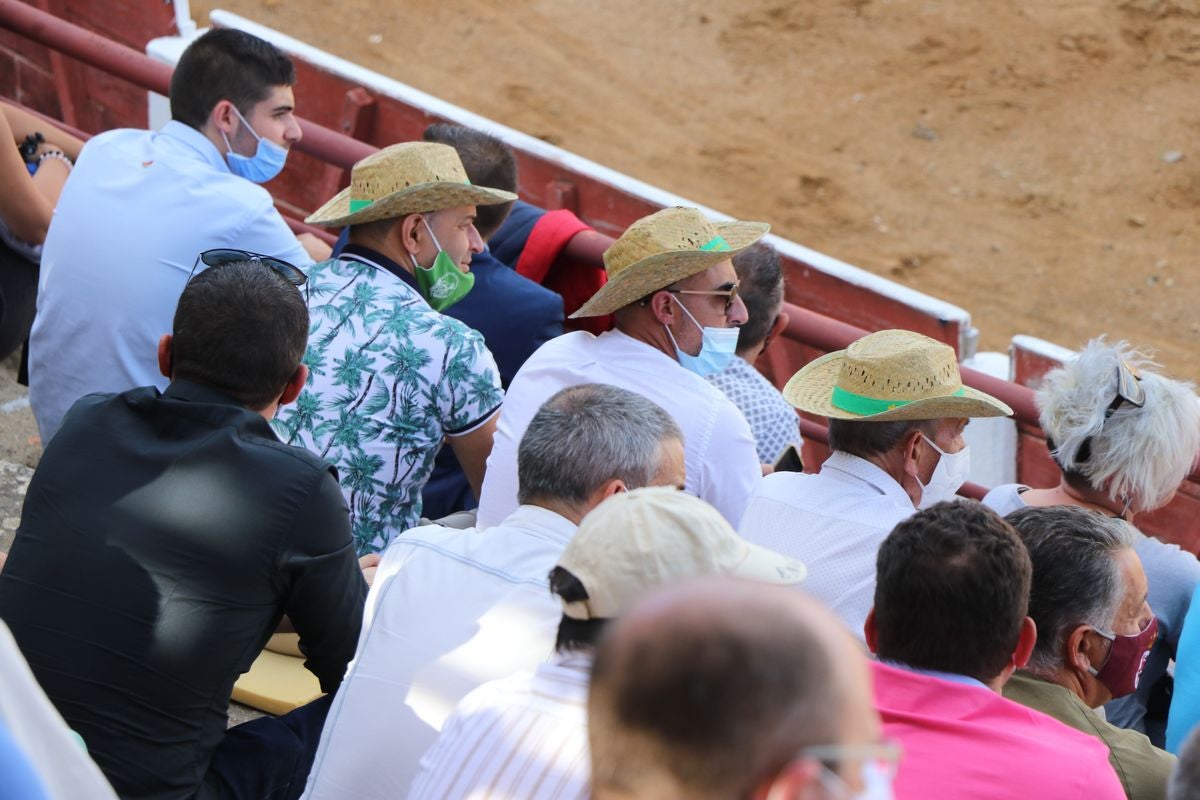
top-left (784, 349), bottom-right (1014, 421)
top-left (569, 220), bottom-right (769, 318)
top-left (306, 181), bottom-right (518, 228)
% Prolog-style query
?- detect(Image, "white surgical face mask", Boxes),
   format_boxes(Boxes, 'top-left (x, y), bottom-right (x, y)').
top-left (819, 760), bottom-right (896, 800)
top-left (917, 434), bottom-right (970, 509)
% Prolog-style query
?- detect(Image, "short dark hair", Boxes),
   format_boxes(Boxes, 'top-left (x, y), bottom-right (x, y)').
top-left (1005, 506), bottom-right (1138, 673)
top-left (873, 501), bottom-right (1031, 682)
top-left (827, 418), bottom-right (936, 458)
top-left (170, 28), bottom-right (295, 130)
top-left (171, 260), bottom-right (308, 409)
top-left (731, 243), bottom-right (783, 351)
top-left (422, 123), bottom-right (517, 239)
top-left (549, 566), bottom-right (607, 654)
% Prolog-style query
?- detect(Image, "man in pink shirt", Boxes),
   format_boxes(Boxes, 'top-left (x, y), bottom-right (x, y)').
top-left (864, 501), bottom-right (1125, 799)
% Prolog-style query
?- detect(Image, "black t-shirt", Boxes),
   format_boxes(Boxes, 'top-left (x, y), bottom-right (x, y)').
top-left (0, 380), bottom-right (366, 799)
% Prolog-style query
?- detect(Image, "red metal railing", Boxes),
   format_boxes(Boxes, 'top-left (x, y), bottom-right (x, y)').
top-left (5, 0), bottom-right (1195, 509)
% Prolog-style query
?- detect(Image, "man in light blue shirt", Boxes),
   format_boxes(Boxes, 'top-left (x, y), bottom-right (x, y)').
top-left (29, 28), bottom-right (326, 441)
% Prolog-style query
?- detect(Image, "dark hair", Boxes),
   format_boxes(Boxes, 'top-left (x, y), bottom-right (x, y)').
top-left (170, 28), bottom-right (295, 129)
top-left (873, 501), bottom-right (1031, 682)
top-left (422, 123), bottom-right (517, 239)
top-left (1005, 506), bottom-right (1137, 673)
top-left (171, 260), bottom-right (308, 409)
top-left (731, 243), bottom-right (783, 351)
top-left (549, 566), bottom-right (607, 653)
top-left (827, 418), bottom-right (936, 458)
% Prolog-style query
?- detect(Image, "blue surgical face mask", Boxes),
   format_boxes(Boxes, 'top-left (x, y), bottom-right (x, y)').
top-left (664, 295), bottom-right (739, 377)
top-left (221, 105), bottom-right (289, 183)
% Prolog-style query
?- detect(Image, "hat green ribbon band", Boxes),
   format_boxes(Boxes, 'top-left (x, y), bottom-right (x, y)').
top-left (700, 235), bottom-right (731, 252)
top-left (349, 198), bottom-right (375, 213)
top-left (831, 385), bottom-right (965, 416)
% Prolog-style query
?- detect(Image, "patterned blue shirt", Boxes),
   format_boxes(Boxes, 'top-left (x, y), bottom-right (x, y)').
top-left (706, 355), bottom-right (800, 464)
top-left (275, 245), bottom-right (503, 554)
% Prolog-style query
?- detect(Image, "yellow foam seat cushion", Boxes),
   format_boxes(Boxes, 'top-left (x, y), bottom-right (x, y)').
top-left (231, 634), bottom-right (323, 716)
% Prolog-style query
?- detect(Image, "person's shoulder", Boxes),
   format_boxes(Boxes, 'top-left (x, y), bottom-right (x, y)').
top-left (1135, 534), bottom-right (1200, 585)
top-left (748, 470), bottom-right (813, 502)
top-left (980, 483), bottom-right (1028, 516)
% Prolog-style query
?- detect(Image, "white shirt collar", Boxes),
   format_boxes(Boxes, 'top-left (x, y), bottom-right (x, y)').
top-left (822, 451), bottom-right (915, 507)
top-left (499, 504), bottom-right (578, 548)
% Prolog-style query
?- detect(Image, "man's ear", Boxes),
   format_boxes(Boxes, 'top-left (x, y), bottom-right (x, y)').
top-left (278, 365), bottom-right (308, 407)
top-left (863, 606), bottom-right (879, 655)
top-left (398, 214), bottom-right (426, 259)
top-left (647, 290), bottom-right (676, 325)
top-left (1013, 616), bottom-right (1037, 669)
top-left (208, 99), bottom-right (238, 138)
top-left (901, 428), bottom-right (926, 480)
top-left (761, 311), bottom-right (790, 354)
top-left (1065, 623), bottom-right (1094, 675)
top-left (157, 334), bottom-right (173, 380)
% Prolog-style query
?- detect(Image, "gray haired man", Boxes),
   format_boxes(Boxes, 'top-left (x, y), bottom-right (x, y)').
top-left (1002, 506), bottom-right (1174, 800)
top-left (300, 384), bottom-right (685, 800)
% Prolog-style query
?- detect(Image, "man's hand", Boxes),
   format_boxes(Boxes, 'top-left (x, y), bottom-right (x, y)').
top-left (297, 232), bottom-right (332, 262)
top-left (359, 553), bottom-right (381, 587)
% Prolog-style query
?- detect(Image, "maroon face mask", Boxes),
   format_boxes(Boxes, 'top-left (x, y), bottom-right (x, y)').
top-left (1088, 616), bottom-right (1158, 699)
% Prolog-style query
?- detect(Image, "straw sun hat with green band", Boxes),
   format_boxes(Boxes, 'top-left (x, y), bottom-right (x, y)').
top-left (784, 329), bottom-right (1013, 422)
top-left (570, 206), bottom-right (769, 319)
top-left (306, 142), bottom-right (517, 228)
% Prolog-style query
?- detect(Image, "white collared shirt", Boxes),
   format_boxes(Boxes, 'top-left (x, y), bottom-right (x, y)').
top-left (408, 652), bottom-right (592, 800)
top-left (475, 330), bottom-right (761, 529)
top-left (738, 451), bottom-right (917, 637)
top-left (29, 120), bottom-right (311, 442)
top-left (301, 505), bottom-right (576, 800)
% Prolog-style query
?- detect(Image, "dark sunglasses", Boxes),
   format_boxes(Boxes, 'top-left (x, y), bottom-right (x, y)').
top-left (1105, 360), bottom-right (1146, 419)
top-left (189, 249), bottom-right (309, 296)
top-left (1066, 360), bottom-right (1146, 465)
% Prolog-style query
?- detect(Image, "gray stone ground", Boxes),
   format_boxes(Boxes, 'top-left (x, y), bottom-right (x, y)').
top-left (0, 355), bottom-right (264, 726)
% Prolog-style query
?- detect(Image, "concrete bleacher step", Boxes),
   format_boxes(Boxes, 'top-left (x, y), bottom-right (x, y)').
top-left (0, 458), bottom-right (32, 556)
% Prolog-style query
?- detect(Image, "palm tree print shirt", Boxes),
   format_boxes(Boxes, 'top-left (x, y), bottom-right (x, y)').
top-left (275, 245), bottom-right (503, 554)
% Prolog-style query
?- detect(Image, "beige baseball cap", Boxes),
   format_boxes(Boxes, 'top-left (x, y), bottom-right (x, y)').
top-left (556, 487), bottom-right (807, 621)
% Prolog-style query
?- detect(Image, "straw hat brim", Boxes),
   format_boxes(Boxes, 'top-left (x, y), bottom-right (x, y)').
top-left (783, 349), bottom-right (1014, 421)
top-left (306, 181), bottom-right (518, 227)
top-left (569, 220), bottom-right (769, 318)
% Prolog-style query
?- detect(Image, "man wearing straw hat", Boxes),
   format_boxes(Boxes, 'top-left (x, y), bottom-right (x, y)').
top-left (475, 206), bottom-right (769, 529)
top-left (739, 329), bottom-right (1012, 636)
top-left (277, 141), bottom-right (517, 554)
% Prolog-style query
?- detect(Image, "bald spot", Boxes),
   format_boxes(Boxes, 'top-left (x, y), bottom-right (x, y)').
top-left (588, 577), bottom-right (875, 800)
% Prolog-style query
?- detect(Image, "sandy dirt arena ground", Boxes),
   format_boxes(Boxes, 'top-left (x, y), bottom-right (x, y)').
top-left (194, 0), bottom-right (1200, 380)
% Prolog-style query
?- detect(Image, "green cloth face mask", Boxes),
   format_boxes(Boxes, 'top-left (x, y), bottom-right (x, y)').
top-left (411, 218), bottom-right (475, 311)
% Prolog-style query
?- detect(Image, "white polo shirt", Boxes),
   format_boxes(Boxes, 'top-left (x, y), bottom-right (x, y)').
top-left (408, 653), bottom-right (592, 800)
top-left (300, 505), bottom-right (574, 800)
top-left (29, 121), bottom-right (310, 442)
top-left (476, 330), bottom-right (761, 528)
top-left (738, 451), bottom-right (917, 638)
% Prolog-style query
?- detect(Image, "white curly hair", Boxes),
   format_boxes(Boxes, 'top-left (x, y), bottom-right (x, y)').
top-left (1037, 338), bottom-right (1200, 512)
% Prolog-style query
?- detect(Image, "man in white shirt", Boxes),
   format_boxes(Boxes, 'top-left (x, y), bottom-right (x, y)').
top-left (408, 487), bottom-right (806, 800)
top-left (475, 206), bottom-right (769, 529)
top-left (300, 383), bottom-right (686, 800)
top-left (739, 329), bottom-right (1011, 637)
top-left (29, 28), bottom-right (326, 441)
